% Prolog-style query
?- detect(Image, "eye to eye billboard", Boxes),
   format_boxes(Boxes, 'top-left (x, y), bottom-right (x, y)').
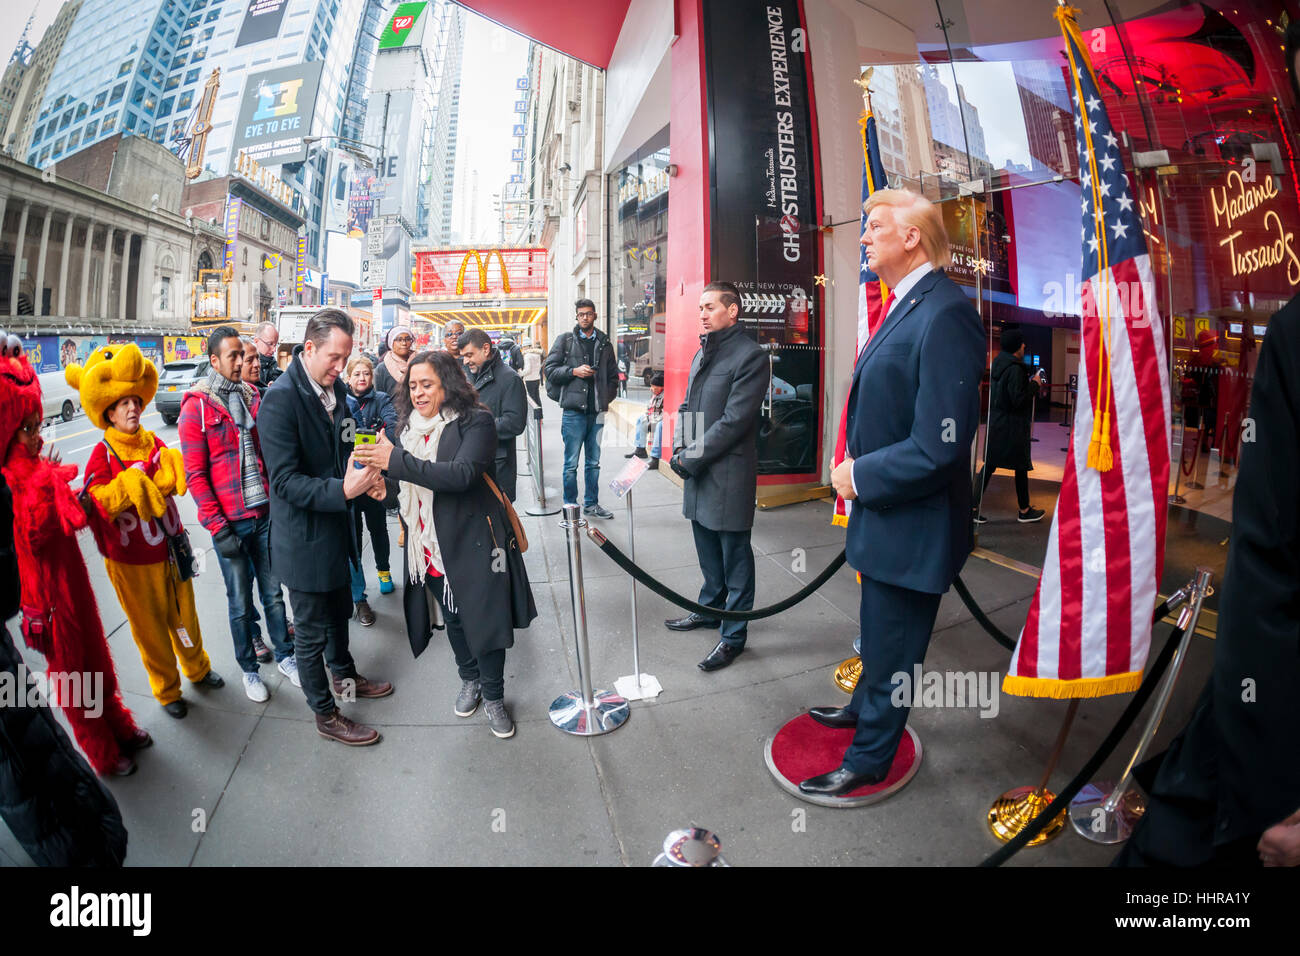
top-left (235, 0), bottom-right (290, 48)
top-left (379, 2), bottom-right (430, 49)
top-left (229, 62), bottom-right (325, 166)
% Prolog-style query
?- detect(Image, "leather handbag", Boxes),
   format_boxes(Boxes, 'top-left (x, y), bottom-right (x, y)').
top-left (484, 496), bottom-right (538, 630)
top-left (482, 473), bottom-right (528, 553)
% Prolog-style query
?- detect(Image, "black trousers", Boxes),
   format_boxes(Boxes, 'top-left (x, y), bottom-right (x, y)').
top-left (286, 585), bottom-right (358, 715)
top-left (352, 495), bottom-right (391, 572)
top-left (691, 521), bottom-right (755, 648)
top-left (429, 577), bottom-right (506, 701)
top-left (843, 575), bottom-right (943, 776)
top-left (977, 464), bottom-right (1030, 511)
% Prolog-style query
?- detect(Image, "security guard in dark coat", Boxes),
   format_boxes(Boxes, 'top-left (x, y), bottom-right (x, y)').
top-left (666, 281), bottom-right (768, 672)
top-left (1116, 294), bottom-right (1300, 867)
top-left (974, 328), bottom-right (1045, 522)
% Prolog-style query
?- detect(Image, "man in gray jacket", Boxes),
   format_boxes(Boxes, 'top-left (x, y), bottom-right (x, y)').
top-left (666, 281), bottom-right (768, 671)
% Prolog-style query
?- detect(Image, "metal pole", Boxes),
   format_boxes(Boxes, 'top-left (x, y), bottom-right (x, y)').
top-left (1069, 567), bottom-right (1213, 843)
top-left (524, 399), bottom-right (559, 516)
top-left (549, 503), bottom-right (629, 736)
top-left (627, 486), bottom-right (641, 692)
top-left (1169, 417), bottom-right (1188, 504)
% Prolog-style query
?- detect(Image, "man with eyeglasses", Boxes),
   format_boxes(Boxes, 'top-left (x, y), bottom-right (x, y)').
top-left (544, 299), bottom-right (619, 518)
top-left (253, 322), bottom-right (282, 385)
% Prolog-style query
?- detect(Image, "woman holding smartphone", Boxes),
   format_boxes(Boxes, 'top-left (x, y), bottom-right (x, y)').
top-left (352, 350), bottom-right (535, 739)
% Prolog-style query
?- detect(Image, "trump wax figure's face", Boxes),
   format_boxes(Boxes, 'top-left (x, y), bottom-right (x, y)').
top-left (861, 201), bottom-right (926, 289)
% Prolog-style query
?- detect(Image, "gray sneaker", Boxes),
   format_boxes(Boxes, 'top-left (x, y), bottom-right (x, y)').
top-left (454, 679), bottom-right (482, 717)
top-left (484, 698), bottom-right (515, 739)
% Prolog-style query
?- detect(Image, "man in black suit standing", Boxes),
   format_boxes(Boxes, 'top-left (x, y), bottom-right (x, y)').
top-left (801, 189), bottom-right (984, 796)
top-left (258, 309), bottom-right (395, 747)
top-left (665, 281), bottom-right (768, 672)
top-left (460, 327), bottom-right (528, 501)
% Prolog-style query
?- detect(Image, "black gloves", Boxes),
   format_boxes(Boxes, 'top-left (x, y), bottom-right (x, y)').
top-left (212, 527), bottom-right (246, 560)
top-left (668, 455), bottom-right (692, 481)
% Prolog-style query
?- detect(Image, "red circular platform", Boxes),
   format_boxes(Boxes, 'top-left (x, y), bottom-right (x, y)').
top-left (764, 713), bottom-right (922, 808)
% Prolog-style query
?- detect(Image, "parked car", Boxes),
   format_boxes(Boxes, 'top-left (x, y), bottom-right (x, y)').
top-left (155, 361), bottom-right (206, 425)
top-left (37, 371), bottom-right (83, 423)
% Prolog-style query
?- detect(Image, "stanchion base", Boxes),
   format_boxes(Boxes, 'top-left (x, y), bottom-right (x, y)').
top-left (1167, 494), bottom-right (1187, 505)
top-left (548, 689), bottom-right (630, 735)
top-left (764, 714), bottom-right (921, 808)
top-left (833, 656), bottom-right (861, 694)
top-left (1068, 781), bottom-right (1146, 844)
top-left (524, 504), bottom-right (562, 516)
top-left (987, 785), bottom-right (1068, 846)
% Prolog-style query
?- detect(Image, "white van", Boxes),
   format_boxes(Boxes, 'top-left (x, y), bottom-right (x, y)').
top-left (37, 370), bottom-right (82, 422)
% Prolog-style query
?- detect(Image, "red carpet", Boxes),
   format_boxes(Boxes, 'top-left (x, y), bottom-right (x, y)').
top-left (769, 714), bottom-right (917, 798)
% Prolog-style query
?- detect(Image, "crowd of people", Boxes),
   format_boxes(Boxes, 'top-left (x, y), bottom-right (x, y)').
top-left (0, 186), bottom-right (1294, 869)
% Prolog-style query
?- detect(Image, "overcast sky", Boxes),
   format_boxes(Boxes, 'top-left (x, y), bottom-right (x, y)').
top-left (450, 10), bottom-right (530, 244)
top-left (3, 3), bottom-right (532, 248)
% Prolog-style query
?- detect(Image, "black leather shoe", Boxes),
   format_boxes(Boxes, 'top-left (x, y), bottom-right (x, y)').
top-left (809, 706), bottom-right (858, 729)
top-left (665, 612), bottom-right (720, 631)
top-left (798, 765), bottom-right (886, 796)
top-left (698, 641), bottom-right (743, 672)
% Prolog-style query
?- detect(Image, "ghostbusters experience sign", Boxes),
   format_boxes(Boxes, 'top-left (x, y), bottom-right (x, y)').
top-left (703, 0), bottom-right (821, 475)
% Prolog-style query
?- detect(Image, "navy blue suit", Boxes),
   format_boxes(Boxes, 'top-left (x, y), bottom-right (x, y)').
top-left (841, 267), bottom-right (985, 775)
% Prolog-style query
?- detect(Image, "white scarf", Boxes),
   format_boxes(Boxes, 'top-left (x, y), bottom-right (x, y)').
top-left (399, 408), bottom-right (458, 595)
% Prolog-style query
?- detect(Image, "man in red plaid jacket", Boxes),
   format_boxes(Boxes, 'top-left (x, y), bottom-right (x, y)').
top-left (179, 327), bottom-right (298, 703)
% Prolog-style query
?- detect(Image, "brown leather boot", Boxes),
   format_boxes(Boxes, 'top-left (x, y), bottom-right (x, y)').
top-left (331, 673), bottom-right (395, 700)
top-left (315, 708), bottom-right (381, 746)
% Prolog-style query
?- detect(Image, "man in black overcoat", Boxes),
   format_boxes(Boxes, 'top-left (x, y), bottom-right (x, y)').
top-left (1116, 295), bottom-right (1300, 867)
top-left (258, 309), bottom-right (395, 747)
top-left (974, 327), bottom-right (1045, 524)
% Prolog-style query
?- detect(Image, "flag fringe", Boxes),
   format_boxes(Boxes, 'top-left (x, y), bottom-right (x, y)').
top-left (1001, 670), bottom-right (1142, 699)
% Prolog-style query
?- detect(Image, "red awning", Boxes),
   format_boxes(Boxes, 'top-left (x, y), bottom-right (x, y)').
top-left (451, 0), bottom-right (632, 69)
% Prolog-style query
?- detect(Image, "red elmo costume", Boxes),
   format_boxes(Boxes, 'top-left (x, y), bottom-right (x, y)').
top-left (0, 348), bottom-right (142, 775)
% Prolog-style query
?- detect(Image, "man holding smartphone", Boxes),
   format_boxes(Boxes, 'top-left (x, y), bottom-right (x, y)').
top-left (973, 328), bottom-right (1046, 524)
top-left (259, 309), bottom-right (394, 746)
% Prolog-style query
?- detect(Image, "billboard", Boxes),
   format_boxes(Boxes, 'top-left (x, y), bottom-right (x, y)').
top-left (379, 2), bottom-right (429, 49)
top-left (229, 62), bottom-right (324, 166)
top-left (347, 168), bottom-right (385, 239)
top-left (326, 231), bottom-right (362, 286)
top-left (20, 335), bottom-right (60, 374)
top-left (235, 0), bottom-right (290, 48)
top-left (164, 336), bottom-right (205, 365)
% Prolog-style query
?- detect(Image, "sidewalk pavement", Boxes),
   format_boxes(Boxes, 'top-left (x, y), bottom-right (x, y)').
top-left (0, 394), bottom-right (1215, 866)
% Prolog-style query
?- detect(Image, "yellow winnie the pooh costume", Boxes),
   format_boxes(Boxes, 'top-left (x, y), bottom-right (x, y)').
top-left (68, 343), bottom-right (221, 713)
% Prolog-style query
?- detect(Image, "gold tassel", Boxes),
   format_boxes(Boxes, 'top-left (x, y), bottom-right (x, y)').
top-left (1086, 410), bottom-right (1114, 472)
top-left (1002, 670), bottom-right (1142, 699)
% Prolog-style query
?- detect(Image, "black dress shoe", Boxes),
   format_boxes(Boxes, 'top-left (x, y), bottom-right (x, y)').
top-left (808, 706), bottom-right (858, 729)
top-left (665, 612), bottom-right (721, 631)
top-left (798, 765), bottom-right (886, 796)
top-left (698, 641), bottom-right (743, 672)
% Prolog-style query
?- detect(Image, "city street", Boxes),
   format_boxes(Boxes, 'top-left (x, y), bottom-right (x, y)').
top-left (0, 394), bottom-right (1215, 867)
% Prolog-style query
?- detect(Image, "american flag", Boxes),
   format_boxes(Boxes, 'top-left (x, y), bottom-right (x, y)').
top-left (832, 107), bottom-right (889, 528)
top-left (1003, 4), bottom-right (1172, 699)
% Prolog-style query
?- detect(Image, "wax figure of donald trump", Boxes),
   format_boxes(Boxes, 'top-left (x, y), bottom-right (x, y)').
top-left (803, 189), bottom-right (985, 796)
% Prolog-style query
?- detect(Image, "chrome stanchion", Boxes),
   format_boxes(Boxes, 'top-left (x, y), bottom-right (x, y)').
top-left (628, 487), bottom-right (641, 692)
top-left (1069, 569), bottom-right (1211, 844)
top-left (1168, 418), bottom-right (1189, 504)
top-left (524, 399), bottom-right (560, 517)
top-left (652, 826), bottom-right (730, 867)
top-left (549, 503), bottom-right (629, 735)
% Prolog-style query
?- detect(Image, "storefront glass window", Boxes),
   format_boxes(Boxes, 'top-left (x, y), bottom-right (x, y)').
top-left (608, 128), bottom-right (670, 392)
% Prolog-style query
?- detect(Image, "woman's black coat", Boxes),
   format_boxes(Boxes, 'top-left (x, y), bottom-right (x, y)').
top-left (984, 351), bottom-right (1036, 472)
top-left (385, 406), bottom-right (525, 660)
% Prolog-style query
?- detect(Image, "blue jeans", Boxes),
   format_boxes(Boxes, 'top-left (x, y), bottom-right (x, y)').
top-left (561, 409), bottom-right (604, 507)
top-left (350, 558), bottom-right (366, 603)
top-left (634, 414), bottom-right (663, 458)
top-left (214, 516), bottom-right (294, 674)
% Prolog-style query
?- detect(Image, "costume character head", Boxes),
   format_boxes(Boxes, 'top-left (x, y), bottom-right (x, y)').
top-left (65, 343), bottom-right (158, 431)
top-left (0, 331), bottom-right (42, 455)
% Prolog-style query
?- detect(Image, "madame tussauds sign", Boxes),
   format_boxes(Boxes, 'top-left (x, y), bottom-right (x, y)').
top-left (1210, 168), bottom-right (1300, 287)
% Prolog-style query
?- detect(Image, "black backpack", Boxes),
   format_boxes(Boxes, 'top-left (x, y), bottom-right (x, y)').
top-left (544, 334), bottom-right (568, 402)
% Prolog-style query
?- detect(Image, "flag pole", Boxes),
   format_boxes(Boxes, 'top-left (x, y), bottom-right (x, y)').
top-left (834, 68), bottom-right (879, 694)
top-left (987, 699), bottom-right (1079, 845)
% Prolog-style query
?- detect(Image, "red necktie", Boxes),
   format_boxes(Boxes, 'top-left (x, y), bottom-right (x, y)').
top-left (867, 290), bottom-right (895, 341)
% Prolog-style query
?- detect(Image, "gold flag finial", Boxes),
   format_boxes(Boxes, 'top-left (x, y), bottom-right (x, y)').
top-left (854, 67), bottom-right (875, 116)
